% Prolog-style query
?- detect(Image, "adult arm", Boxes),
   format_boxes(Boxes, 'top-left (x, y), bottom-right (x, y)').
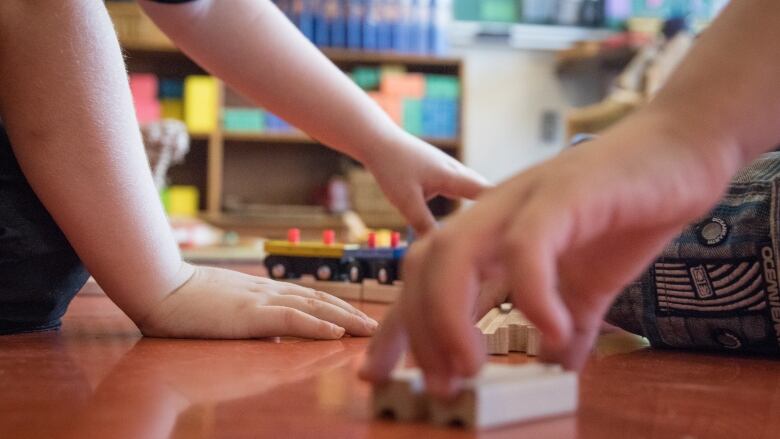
top-left (361, 0), bottom-right (780, 395)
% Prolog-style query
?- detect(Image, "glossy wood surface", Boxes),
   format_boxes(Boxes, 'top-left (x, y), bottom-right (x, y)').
top-left (2, 289), bottom-right (780, 438)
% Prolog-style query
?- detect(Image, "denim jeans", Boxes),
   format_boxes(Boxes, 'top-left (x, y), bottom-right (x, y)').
top-left (607, 152), bottom-right (780, 354)
top-left (0, 125), bottom-right (89, 334)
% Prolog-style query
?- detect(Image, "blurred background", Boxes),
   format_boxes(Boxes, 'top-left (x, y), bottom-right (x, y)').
top-left (107, 0), bottom-right (729, 249)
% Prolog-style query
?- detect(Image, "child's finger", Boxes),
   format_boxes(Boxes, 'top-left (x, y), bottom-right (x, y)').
top-left (268, 295), bottom-right (377, 336)
top-left (249, 306), bottom-right (345, 339)
top-left (395, 189), bottom-right (436, 235)
top-left (277, 284), bottom-right (372, 320)
top-left (441, 164), bottom-right (491, 200)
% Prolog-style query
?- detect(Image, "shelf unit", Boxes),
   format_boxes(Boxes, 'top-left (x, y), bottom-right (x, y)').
top-left (119, 42), bottom-right (464, 237)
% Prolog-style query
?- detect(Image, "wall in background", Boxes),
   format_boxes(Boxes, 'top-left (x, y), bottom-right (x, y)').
top-left (452, 45), bottom-right (598, 185)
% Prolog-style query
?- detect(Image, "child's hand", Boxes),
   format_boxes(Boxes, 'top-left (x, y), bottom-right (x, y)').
top-left (360, 116), bottom-right (736, 395)
top-left (138, 265), bottom-right (378, 339)
top-left (364, 131), bottom-right (489, 234)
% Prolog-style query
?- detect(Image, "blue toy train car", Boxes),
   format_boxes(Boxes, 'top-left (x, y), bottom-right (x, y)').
top-left (264, 229), bottom-right (407, 285)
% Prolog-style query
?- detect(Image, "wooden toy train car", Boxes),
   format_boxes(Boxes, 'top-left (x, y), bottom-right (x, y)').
top-left (264, 228), bottom-right (407, 285)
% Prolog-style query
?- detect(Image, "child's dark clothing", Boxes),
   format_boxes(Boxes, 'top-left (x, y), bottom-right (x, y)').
top-left (0, 125), bottom-right (89, 334)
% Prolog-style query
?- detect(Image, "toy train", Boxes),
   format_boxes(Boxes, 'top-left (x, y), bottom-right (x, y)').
top-left (264, 228), bottom-right (407, 285)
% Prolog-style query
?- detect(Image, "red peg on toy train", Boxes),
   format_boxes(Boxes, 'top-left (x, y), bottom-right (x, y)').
top-left (322, 229), bottom-right (336, 245)
top-left (367, 231), bottom-right (377, 249)
top-left (391, 231), bottom-right (401, 248)
top-left (287, 228), bottom-right (300, 244)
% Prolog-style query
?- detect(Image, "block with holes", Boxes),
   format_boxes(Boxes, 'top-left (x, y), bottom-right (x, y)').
top-left (372, 363), bottom-right (578, 429)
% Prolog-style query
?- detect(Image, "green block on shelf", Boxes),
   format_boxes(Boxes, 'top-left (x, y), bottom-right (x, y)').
top-left (351, 66), bottom-right (380, 91)
top-left (403, 98), bottom-right (423, 136)
top-left (425, 75), bottom-right (461, 99)
top-left (454, 0), bottom-right (480, 21)
top-left (223, 108), bottom-right (265, 132)
top-left (480, 0), bottom-right (517, 22)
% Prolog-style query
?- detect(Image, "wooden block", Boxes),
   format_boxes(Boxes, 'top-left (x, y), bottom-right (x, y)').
top-left (476, 307), bottom-right (511, 354)
top-left (362, 280), bottom-right (403, 304)
top-left (372, 368), bottom-right (428, 422)
top-left (289, 275), bottom-right (363, 301)
top-left (375, 363), bottom-right (578, 430)
top-left (526, 325), bottom-right (541, 357)
top-left (477, 305), bottom-right (541, 356)
top-left (427, 363), bottom-right (577, 429)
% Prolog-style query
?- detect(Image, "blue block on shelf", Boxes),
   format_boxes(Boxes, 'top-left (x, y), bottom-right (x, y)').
top-left (265, 112), bottom-right (293, 132)
top-left (422, 98), bottom-right (458, 138)
top-left (159, 79), bottom-right (184, 99)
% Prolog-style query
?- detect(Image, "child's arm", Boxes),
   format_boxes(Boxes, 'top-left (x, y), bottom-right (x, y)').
top-left (0, 0), bottom-right (375, 339)
top-left (139, 0), bottom-right (488, 233)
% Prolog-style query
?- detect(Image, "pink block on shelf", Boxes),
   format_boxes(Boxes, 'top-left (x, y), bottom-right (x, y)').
top-left (135, 100), bottom-right (161, 124)
top-left (130, 73), bottom-right (159, 102)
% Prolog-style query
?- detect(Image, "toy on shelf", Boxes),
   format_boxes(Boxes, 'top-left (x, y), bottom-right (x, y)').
top-left (372, 363), bottom-right (578, 429)
top-left (477, 303), bottom-right (541, 356)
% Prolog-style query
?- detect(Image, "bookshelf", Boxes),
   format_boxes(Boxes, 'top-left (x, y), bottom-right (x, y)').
top-left (111, 3), bottom-right (465, 237)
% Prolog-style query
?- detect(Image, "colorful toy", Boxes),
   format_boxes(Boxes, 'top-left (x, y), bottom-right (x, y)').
top-left (264, 228), bottom-right (407, 285)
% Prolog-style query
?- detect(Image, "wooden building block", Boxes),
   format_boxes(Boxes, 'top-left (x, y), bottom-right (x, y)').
top-left (477, 305), bottom-right (541, 356)
top-left (372, 368), bottom-right (428, 422)
top-left (526, 325), bottom-right (541, 356)
top-left (373, 363), bottom-right (578, 430)
top-left (427, 363), bottom-right (577, 429)
top-left (289, 275), bottom-right (363, 301)
top-left (362, 280), bottom-right (403, 304)
top-left (476, 308), bottom-right (511, 354)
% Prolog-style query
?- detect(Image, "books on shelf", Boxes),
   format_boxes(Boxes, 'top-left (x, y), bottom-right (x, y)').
top-left (275, 0), bottom-right (448, 55)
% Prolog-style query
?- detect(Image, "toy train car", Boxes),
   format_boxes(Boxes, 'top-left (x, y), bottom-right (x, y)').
top-left (264, 228), bottom-right (406, 285)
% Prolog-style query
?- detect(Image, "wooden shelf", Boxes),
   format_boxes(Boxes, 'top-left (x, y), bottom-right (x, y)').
top-left (188, 132), bottom-right (210, 141)
top-left (114, 6), bottom-right (465, 232)
top-left (319, 48), bottom-right (461, 67)
top-left (556, 44), bottom-right (637, 75)
top-left (220, 131), bottom-right (460, 149)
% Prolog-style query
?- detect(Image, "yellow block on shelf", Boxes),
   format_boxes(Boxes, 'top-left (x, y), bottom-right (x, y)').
top-left (161, 99), bottom-right (184, 120)
top-left (166, 185), bottom-right (200, 217)
top-left (184, 76), bottom-right (218, 134)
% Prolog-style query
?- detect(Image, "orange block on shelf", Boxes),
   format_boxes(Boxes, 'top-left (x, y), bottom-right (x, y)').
top-left (380, 73), bottom-right (426, 99)
top-left (369, 92), bottom-right (403, 125)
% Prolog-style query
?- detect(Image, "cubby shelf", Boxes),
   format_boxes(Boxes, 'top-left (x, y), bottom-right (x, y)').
top-left (111, 2), bottom-right (464, 236)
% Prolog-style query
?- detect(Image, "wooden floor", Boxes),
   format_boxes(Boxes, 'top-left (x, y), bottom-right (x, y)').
top-left (2, 287), bottom-right (780, 438)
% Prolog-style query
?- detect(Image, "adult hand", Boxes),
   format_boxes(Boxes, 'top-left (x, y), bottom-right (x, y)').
top-left (138, 265), bottom-right (378, 339)
top-left (360, 114), bottom-right (736, 396)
